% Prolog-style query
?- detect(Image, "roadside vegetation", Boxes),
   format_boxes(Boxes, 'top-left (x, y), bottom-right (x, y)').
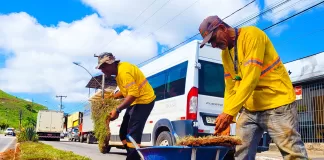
top-left (0, 90), bottom-right (47, 129)
top-left (91, 93), bottom-right (122, 153)
top-left (20, 142), bottom-right (90, 160)
top-left (0, 125), bottom-right (90, 160)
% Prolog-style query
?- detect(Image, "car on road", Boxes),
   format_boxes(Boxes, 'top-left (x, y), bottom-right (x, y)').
top-left (68, 128), bottom-right (80, 142)
top-left (60, 132), bottom-right (65, 139)
top-left (4, 128), bottom-right (15, 136)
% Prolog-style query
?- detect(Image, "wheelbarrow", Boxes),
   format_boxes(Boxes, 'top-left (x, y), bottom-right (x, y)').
top-left (126, 135), bottom-right (231, 160)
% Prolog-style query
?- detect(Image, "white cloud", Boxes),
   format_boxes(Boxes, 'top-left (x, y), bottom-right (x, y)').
top-left (0, 0), bottom-right (263, 102)
top-left (24, 98), bottom-right (32, 102)
top-left (81, 0), bottom-right (261, 46)
top-left (269, 24), bottom-right (289, 36)
top-left (0, 12), bottom-right (157, 102)
top-left (263, 0), bottom-right (319, 23)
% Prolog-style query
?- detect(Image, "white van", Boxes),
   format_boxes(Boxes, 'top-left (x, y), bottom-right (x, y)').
top-left (108, 40), bottom-right (270, 152)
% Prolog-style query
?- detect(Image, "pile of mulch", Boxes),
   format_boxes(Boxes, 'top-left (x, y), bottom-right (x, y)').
top-left (176, 135), bottom-right (242, 147)
top-left (0, 143), bottom-right (20, 160)
top-left (90, 94), bottom-right (122, 153)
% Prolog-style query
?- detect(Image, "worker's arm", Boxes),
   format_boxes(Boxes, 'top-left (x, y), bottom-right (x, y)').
top-left (215, 69), bottom-right (236, 135)
top-left (223, 33), bottom-right (265, 116)
top-left (116, 72), bottom-right (139, 111)
top-left (223, 69), bottom-right (237, 121)
top-left (113, 91), bottom-right (124, 99)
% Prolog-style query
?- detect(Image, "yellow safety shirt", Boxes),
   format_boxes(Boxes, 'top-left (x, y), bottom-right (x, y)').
top-left (221, 26), bottom-right (296, 117)
top-left (115, 62), bottom-right (156, 106)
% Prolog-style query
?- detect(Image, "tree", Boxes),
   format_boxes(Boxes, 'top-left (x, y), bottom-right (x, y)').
top-left (0, 123), bottom-right (9, 130)
top-left (25, 104), bottom-right (33, 112)
top-left (25, 117), bottom-right (36, 127)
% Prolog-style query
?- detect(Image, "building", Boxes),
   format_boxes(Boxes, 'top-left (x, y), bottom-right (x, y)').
top-left (284, 51), bottom-right (324, 143)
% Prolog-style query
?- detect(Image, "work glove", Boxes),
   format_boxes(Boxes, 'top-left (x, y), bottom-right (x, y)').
top-left (214, 112), bottom-right (233, 136)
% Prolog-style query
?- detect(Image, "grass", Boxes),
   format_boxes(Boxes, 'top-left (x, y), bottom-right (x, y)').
top-left (20, 142), bottom-right (90, 160)
top-left (0, 90), bottom-right (47, 129)
top-left (90, 96), bottom-right (122, 153)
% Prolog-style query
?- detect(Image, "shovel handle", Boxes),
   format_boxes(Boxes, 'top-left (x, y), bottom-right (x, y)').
top-left (126, 134), bottom-right (145, 160)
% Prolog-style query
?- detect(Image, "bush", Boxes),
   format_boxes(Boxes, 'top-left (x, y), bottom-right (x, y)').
top-left (0, 123), bottom-right (9, 130)
top-left (90, 96), bottom-right (122, 153)
top-left (17, 125), bottom-right (38, 142)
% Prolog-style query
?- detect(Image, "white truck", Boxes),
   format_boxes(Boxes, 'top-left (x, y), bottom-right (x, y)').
top-left (36, 110), bottom-right (64, 141)
top-left (79, 102), bottom-right (97, 144)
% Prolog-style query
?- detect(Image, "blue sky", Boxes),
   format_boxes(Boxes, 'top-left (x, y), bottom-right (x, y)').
top-left (0, 0), bottom-right (323, 114)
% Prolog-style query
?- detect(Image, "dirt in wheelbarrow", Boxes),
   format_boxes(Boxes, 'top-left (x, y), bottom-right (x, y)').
top-left (176, 135), bottom-right (242, 147)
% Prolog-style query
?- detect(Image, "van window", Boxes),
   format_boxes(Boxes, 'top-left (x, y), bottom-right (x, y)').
top-left (147, 61), bottom-right (188, 101)
top-left (198, 60), bottom-right (225, 98)
top-left (147, 71), bottom-right (167, 101)
top-left (165, 61), bottom-right (188, 98)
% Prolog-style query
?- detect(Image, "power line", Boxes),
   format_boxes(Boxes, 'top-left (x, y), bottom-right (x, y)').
top-left (141, 0), bottom-right (255, 41)
top-left (234, 0), bottom-right (292, 28)
top-left (104, 0), bottom-right (159, 47)
top-left (137, 0), bottom-right (258, 67)
top-left (131, 0), bottom-right (159, 26)
top-left (104, 0), bottom-right (172, 48)
top-left (139, 0), bottom-right (201, 40)
top-left (136, 0), bottom-right (311, 67)
top-left (131, 0), bottom-right (172, 35)
top-left (263, 0), bottom-right (324, 31)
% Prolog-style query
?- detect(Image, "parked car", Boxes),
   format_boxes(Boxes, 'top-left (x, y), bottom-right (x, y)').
top-left (68, 128), bottom-right (80, 142)
top-left (60, 132), bottom-right (65, 139)
top-left (4, 128), bottom-right (15, 136)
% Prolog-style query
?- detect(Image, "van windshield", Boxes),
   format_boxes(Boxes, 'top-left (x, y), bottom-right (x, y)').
top-left (198, 59), bottom-right (225, 98)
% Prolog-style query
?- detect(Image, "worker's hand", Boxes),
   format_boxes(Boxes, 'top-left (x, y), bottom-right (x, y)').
top-left (109, 109), bottom-right (119, 121)
top-left (214, 113), bottom-right (233, 135)
top-left (215, 124), bottom-right (230, 136)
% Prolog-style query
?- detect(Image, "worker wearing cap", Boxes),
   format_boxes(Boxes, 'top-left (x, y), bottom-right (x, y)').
top-left (199, 16), bottom-right (308, 159)
top-left (96, 52), bottom-right (156, 160)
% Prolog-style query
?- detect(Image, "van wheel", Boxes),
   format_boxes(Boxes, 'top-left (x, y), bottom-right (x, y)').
top-left (155, 131), bottom-right (174, 146)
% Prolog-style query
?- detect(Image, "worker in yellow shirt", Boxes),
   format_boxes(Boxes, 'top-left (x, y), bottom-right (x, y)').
top-left (96, 52), bottom-right (156, 160)
top-left (199, 15), bottom-right (308, 160)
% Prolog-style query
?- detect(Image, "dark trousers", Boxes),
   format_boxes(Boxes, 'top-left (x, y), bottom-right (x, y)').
top-left (119, 100), bottom-right (155, 160)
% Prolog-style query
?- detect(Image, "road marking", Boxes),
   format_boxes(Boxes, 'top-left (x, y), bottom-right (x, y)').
top-left (0, 137), bottom-right (16, 153)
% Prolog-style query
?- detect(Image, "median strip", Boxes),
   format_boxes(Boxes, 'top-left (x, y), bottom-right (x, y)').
top-left (19, 142), bottom-right (91, 160)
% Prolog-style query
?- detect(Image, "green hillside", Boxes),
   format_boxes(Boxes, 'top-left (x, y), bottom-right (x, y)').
top-left (0, 90), bottom-right (47, 130)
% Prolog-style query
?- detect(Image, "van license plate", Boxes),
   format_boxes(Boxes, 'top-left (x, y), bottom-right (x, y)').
top-left (206, 116), bottom-right (216, 124)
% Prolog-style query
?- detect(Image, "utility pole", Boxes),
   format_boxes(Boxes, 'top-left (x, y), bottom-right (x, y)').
top-left (56, 95), bottom-right (67, 111)
top-left (5, 108), bottom-right (8, 124)
top-left (19, 110), bottom-right (22, 130)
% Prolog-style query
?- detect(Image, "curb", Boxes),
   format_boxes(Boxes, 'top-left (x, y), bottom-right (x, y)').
top-left (269, 143), bottom-right (324, 154)
top-left (13, 143), bottom-right (21, 160)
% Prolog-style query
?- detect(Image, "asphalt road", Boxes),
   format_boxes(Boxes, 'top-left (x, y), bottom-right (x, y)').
top-left (40, 138), bottom-right (126, 160)
top-left (0, 134), bottom-right (16, 152)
